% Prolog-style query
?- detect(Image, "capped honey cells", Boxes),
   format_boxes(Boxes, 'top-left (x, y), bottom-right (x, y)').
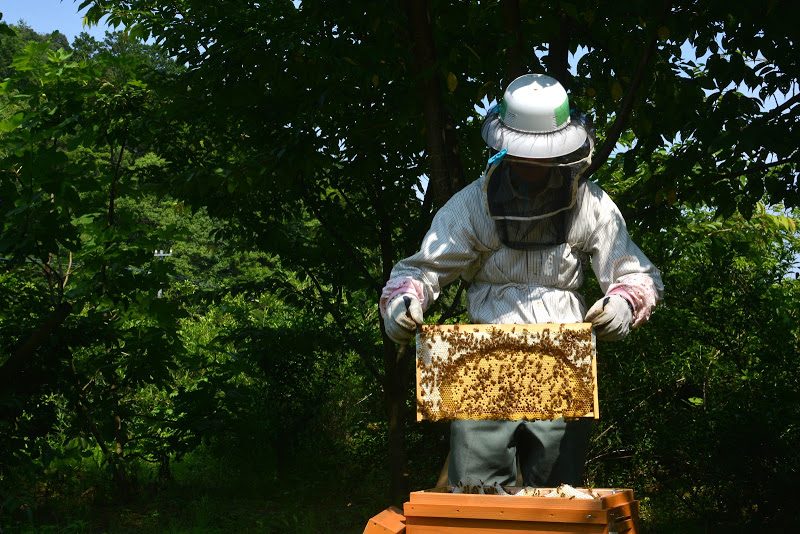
top-left (416, 323), bottom-right (598, 421)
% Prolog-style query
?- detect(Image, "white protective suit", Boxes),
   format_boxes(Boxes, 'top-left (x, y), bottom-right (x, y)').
top-left (381, 169), bottom-right (663, 327)
top-left (379, 161), bottom-right (663, 487)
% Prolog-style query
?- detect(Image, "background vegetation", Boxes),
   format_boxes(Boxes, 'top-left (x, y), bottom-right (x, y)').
top-left (1, 1), bottom-right (798, 532)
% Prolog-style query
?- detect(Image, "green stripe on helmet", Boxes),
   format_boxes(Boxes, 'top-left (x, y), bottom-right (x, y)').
top-left (554, 96), bottom-right (570, 127)
top-left (498, 100), bottom-right (507, 120)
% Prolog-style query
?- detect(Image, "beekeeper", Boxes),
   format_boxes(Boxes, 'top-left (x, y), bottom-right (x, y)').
top-left (379, 73), bottom-right (664, 488)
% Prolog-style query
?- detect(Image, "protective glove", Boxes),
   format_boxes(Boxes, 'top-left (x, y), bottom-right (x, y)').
top-left (384, 294), bottom-right (424, 344)
top-left (584, 294), bottom-right (633, 341)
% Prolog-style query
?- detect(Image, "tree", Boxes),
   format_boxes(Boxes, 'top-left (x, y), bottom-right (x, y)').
top-left (1, 27), bottom-right (354, 524)
top-left (0, 21), bottom-right (69, 78)
top-left (1, 0), bottom-right (798, 528)
top-left (75, 0), bottom-right (800, 506)
top-left (589, 200), bottom-right (799, 527)
top-left (0, 29), bottom-right (191, 495)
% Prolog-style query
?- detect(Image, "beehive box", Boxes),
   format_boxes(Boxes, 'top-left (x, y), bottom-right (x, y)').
top-left (416, 323), bottom-right (597, 421)
top-left (403, 487), bottom-right (639, 534)
top-left (363, 505), bottom-right (406, 534)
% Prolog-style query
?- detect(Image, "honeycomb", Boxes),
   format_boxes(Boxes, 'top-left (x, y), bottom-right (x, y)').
top-left (416, 323), bottom-right (597, 421)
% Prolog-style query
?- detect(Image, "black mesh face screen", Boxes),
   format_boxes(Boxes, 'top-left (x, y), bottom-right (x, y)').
top-left (493, 213), bottom-right (569, 250)
top-left (483, 135), bottom-right (593, 250)
top-left (486, 164), bottom-right (574, 217)
top-left (486, 164), bottom-right (577, 250)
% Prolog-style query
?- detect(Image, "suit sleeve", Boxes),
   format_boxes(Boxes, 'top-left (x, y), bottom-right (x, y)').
top-left (379, 183), bottom-right (488, 315)
top-left (584, 185), bottom-right (664, 327)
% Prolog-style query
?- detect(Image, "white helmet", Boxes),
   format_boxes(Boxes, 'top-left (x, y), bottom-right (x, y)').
top-left (482, 74), bottom-right (589, 159)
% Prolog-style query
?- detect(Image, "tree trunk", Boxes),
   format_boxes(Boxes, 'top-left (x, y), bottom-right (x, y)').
top-left (374, 162), bottom-right (411, 503)
top-left (0, 302), bottom-right (72, 390)
top-left (391, 0), bottom-right (471, 504)
top-left (403, 0), bottom-right (465, 209)
top-left (546, 12), bottom-right (571, 86)
top-left (112, 412), bottom-right (132, 496)
top-left (501, 0), bottom-right (529, 82)
top-left (382, 338), bottom-right (411, 505)
top-left (69, 351), bottom-right (132, 496)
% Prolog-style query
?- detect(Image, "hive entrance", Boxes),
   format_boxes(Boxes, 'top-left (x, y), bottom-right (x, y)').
top-left (416, 323), bottom-right (598, 421)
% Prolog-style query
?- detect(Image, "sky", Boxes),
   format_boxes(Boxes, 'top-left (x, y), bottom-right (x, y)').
top-left (2, 0), bottom-right (110, 42)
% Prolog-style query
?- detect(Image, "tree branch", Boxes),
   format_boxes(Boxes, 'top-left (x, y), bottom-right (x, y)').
top-left (70, 355), bottom-right (112, 459)
top-left (0, 302), bottom-right (72, 388)
top-left (302, 183), bottom-right (382, 294)
top-left (437, 279), bottom-right (467, 324)
top-left (108, 140), bottom-right (127, 226)
top-left (63, 251), bottom-right (73, 291)
top-left (712, 154), bottom-right (798, 183)
top-left (302, 265), bottom-right (383, 383)
top-left (764, 91), bottom-right (800, 121)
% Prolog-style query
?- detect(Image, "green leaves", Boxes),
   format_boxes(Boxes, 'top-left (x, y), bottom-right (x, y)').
top-left (0, 111), bottom-right (23, 132)
top-left (591, 201), bottom-right (800, 526)
top-left (1, 3), bottom-right (799, 528)
top-left (0, 16), bottom-right (14, 38)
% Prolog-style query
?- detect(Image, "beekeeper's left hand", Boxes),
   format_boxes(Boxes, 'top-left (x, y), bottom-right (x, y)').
top-left (584, 295), bottom-right (633, 341)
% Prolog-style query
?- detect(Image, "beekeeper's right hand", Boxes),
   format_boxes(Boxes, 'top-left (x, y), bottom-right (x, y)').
top-left (383, 294), bottom-right (423, 344)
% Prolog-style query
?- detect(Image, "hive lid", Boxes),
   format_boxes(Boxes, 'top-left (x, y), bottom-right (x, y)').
top-left (404, 487), bottom-right (638, 525)
top-left (416, 323), bottom-right (598, 421)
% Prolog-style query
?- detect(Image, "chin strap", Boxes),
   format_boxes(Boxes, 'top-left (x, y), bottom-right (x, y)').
top-left (487, 148), bottom-right (507, 166)
top-left (480, 148), bottom-right (508, 181)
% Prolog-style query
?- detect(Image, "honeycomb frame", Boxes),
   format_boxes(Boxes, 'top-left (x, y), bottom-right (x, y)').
top-left (416, 323), bottom-right (598, 421)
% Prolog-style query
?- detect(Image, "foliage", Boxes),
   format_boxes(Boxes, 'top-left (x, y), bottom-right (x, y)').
top-left (589, 204), bottom-right (800, 528)
top-left (0, 2), bottom-right (799, 532)
top-left (0, 24), bottom-right (389, 531)
top-left (0, 28), bottom-right (185, 500)
top-left (0, 21), bottom-right (68, 79)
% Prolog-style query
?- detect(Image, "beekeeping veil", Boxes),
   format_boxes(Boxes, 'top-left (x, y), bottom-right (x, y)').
top-left (480, 74), bottom-right (594, 249)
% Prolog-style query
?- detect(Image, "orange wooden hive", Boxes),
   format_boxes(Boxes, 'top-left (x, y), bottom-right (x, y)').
top-left (402, 487), bottom-right (639, 534)
top-left (363, 506), bottom-right (406, 534)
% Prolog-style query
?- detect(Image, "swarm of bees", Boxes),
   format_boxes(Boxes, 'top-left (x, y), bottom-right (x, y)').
top-left (417, 323), bottom-right (596, 421)
top-left (451, 481), bottom-right (510, 495)
top-left (450, 482), bottom-right (600, 500)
